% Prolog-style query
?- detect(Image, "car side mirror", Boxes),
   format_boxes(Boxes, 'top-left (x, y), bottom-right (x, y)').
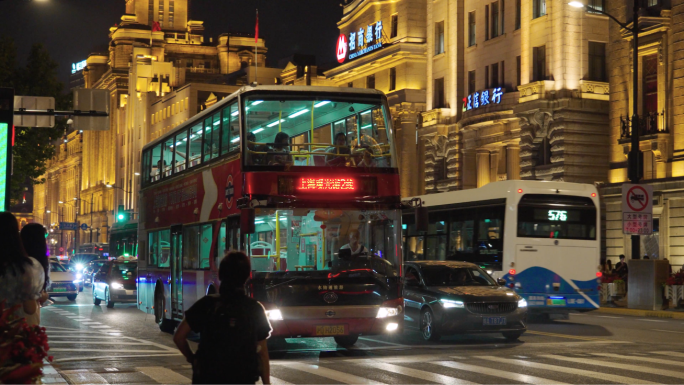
top-left (497, 278), bottom-right (507, 286)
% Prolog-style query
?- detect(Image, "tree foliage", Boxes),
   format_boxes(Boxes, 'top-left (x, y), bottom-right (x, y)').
top-left (0, 36), bottom-right (67, 203)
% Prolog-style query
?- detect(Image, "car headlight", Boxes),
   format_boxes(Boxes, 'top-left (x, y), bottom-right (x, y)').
top-left (75, 263), bottom-right (84, 271)
top-left (111, 282), bottom-right (124, 290)
top-left (376, 306), bottom-right (403, 318)
top-left (265, 309), bottom-right (283, 321)
top-left (518, 298), bottom-right (528, 308)
top-left (72, 280), bottom-right (82, 284)
top-left (76, 273), bottom-right (83, 279)
top-left (440, 299), bottom-right (464, 308)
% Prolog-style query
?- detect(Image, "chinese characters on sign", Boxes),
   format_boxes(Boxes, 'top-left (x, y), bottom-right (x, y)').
top-left (623, 213), bottom-right (653, 235)
top-left (71, 60), bottom-right (87, 74)
top-left (621, 183), bottom-right (653, 235)
top-left (338, 20), bottom-right (384, 63)
top-left (464, 88), bottom-right (505, 111)
top-left (298, 178), bottom-right (356, 191)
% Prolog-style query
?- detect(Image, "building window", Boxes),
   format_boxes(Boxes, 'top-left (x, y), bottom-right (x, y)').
top-left (588, 0), bottom-right (604, 13)
top-left (491, 1), bottom-right (499, 38)
top-left (645, 0), bottom-right (658, 7)
top-left (468, 70), bottom-right (476, 95)
top-left (391, 14), bottom-right (398, 38)
top-left (501, 61), bottom-right (505, 89)
top-left (516, 56), bottom-right (521, 86)
top-left (485, 5), bottom-right (490, 40)
top-left (367, 74), bottom-right (375, 89)
top-left (348, 82), bottom-right (353, 88)
top-left (158, 0), bottom-right (164, 28)
top-left (533, 0), bottom-right (546, 19)
top-left (434, 78), bottom-right (445, 109)
top-left (169, 0), bottom-right (174, 29)
top-left (389, 67), bottom-right (396, 91)
top-left (485, 65), bottom-right (490, 88)
top-left (643, 54), bottom-right (658, 114)
top-left (491, 63), bottom-right (499, 88)
top-left (501, 0), bottom-right (505, 34)
top-left (537, 137), bottom-right (552, 165)
top-left (434, 157), bottom-right (447, 181)
top-left (435, 21), bottom-right (445, 55)
top-left (515, 0), bottom-right (521, 29)
top-left (588, 42), bottom-right (606, 82)
top-left (148, 0), bottom-right (154, 24)
top-left (533, 45), bottom-right (546, 81)
top-left (468, 11), bottom-right (476, 46)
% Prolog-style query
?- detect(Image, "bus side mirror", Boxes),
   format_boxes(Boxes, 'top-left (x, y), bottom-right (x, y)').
top-left (497, 278), bottom-right (507, 286)
top-left (241, 208), bottom-right (256, 234)
top-left (416, 206), bottom-right (429, 233)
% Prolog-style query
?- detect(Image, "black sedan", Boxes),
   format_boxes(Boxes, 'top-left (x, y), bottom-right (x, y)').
top-left (403, 261), bottom-right (527, 341)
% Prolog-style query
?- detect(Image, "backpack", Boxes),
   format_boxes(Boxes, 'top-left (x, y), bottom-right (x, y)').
top-left (196, 294), bottom-right (260, 383)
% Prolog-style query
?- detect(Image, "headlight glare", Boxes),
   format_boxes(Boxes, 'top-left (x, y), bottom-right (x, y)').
top-left (518, 298), bottom-right (528, 308)
top-left (265, 309), bottom-right (283, 321)
top-left (376, 306), bottom-right (402, 318)
top-left (75, 263), bottom-right (84, 271)
top-left (440, 299), bottom-right (464, 308)
top-left (111, 282), bottom-right (124, 289)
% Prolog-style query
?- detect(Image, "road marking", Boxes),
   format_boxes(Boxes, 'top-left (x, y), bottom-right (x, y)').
top-left (50, 348), bottom-right (176, 353)
top-left (592, 353), bottom-right (684, 367)
top-left (358, 337), bottom-right (406, 346)
top-left (61, 369), bottom-right (108, 384)
top-left (543, 354), bottom-right (684, 380)
top-left (275, 362), bottom-right (385, 384)
top-left (651, 351), bottom-right (684, 358)
top-left (479, 356), bottom-right (658, 385)
top-left (569, 313), bottom-right (587, 315)
top-left (637, 319), bottom-right (668, 322)
top-left (137, 366), bottom-right (191, 384)
top-left (596, 315), bottom-right (622, 319)
top-left (88, 326), bottom-right (112, 329)
top-left (48, 341), bottom-right (149, 345)
top-left (54, 353), bottom-right (182, 362)
top-left (525, 330), bottom-right (611, 342)
top-left (358, 360), bottom-right (476, 384)
top-left (257, 376), bottom-right (293, 385)
top-left (652, 329), bottom-right (684, 334)
top-left (434, 360), bottom-right (568, 384)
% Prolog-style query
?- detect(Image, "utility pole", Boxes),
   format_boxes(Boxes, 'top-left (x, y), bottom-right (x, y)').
top-left (628, 0), bottom-right (643, 260)
top-left (90, 193), bottom-right (94, 243)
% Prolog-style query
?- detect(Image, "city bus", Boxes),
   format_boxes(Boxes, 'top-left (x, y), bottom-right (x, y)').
top-left (403, 180), bottom-right (600, 318)
top-left (137, 85), bottom-right (404, 346)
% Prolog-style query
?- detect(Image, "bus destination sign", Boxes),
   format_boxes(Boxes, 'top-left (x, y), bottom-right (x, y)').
top-left (299, 178), bottom-right (355, 191)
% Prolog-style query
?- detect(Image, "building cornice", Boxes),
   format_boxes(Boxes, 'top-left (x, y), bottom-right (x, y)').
top-left (325, 42), bottom-right (426, 80)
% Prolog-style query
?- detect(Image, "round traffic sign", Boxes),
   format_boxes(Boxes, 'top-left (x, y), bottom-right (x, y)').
top-left (80, 223), bottom-right (88, 231)
top-left (627, 185), bottom-right (649, 212)
top-left (59, 247), bottom-right (64, 252)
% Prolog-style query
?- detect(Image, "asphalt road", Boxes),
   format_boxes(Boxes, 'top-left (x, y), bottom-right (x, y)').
top-left (41, 289), bottom-right (684, 384)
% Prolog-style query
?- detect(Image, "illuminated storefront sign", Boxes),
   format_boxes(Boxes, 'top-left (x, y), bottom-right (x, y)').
top-left (71, 60), bottom-right (87, 74)
top-left (298, 177), bottom-right (356, 191)
top-left (336, 20), bottom-right (384, 63)
top-left (464, 87), bottom-right (505, 111)
top-left (0, 123), bottom-right (8, 212)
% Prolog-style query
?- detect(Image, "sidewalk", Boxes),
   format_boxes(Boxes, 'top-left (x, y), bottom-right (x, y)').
top-left (41, 360), bottom-right (67, 384)
top-left (596, 306), bottom-right (684, 319)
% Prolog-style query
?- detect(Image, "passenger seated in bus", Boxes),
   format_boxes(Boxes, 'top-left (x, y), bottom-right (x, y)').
top-left (268, 132), bottom-right (293, 166)
top-left (246, 132), bottom-right (267, 166)
top-left (351, 132), bottom-right (381, 164)
top-left (356, 149), bottom-right (375, 168)
top-left (326, 133), bottom-right (350, 166)
top-left (340, 230), bottom-right (367, 257)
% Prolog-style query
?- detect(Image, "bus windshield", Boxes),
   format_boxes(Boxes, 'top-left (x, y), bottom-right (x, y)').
top-left (250, 208), bottom-right (401, 277)
top-left (243, 94), bottom-right (395, 169)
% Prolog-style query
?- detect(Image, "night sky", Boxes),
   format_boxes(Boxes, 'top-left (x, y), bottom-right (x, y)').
top-left (0, 0), bottom-right (343, 86)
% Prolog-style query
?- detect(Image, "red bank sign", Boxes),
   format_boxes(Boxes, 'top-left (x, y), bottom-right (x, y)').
top-left (336, 34), bottom-right (348, 63)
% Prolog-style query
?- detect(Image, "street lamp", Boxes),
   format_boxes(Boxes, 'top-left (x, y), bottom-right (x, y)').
top-left (569, 0), bottom-right (643, 260)
top-left (106, 183), bottom-right (133, 210)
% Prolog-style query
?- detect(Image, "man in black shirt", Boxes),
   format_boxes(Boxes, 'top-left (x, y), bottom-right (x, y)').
top-left (614, 254), bottom-right (629, 282)
top-left (173, 252), bottom-right (272, 384)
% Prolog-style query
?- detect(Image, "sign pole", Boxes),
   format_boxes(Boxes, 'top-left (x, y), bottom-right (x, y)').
top-left (0, 88), bottom-right (14, 212)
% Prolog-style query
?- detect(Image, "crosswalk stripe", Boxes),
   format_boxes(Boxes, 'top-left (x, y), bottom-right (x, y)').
top-left (257, 376), bottom-right (294, 385)
top-left (592, 353), bottom-right (684, 367)
top-left (542, 354), bottom-right (684, 380)
top-left (278, 362), bottom-right (385, 384)
top-left (479, 356), bottom-right (658, 385)
top-left (652, 351), bottom-right (684, 357)
top-left (359, 360), bottom-right (477, 384)
top-left (48, 341), bottom-right (148, 345)
top-left (137, 366), bottom-right (191, 384)
top-left (61, 369), bottom-right (108, 384)
top-left (434, 360), bottom-right (568, 384)
top-left (526, 330), bottom-right (609, 342)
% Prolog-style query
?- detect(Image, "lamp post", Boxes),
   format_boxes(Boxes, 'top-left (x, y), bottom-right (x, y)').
top-left (106, 183), bottom-right (133, 207)
top-left (569, 0), bottom-right (642, 260)
top-left (74, 195), bottom-right (95, 243)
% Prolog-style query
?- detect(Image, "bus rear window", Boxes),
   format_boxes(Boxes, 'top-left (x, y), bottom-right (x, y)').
top-left (517, 195), bottom-right (597, 240)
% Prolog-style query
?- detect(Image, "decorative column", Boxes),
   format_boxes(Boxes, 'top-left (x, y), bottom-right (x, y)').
top-left (507, 145), bottom-right (521, 180)
top-left (461, 149), bottom-right (477, 190)
top-left (476, 149), bottom-right (491, 188)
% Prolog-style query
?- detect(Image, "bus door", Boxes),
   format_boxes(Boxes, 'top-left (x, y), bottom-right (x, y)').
top-left (170, 225), bottom-right (183, 319)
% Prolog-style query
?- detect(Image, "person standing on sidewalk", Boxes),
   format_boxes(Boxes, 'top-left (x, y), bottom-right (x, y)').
top-left (21, 223), bottom-right (51, 325)
top-left (615, 254), bottom-right (629, 284)
top-left (173, 251), bottom-right (272, 384)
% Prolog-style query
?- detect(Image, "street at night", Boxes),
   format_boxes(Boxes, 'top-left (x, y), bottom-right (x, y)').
top-left (39, 290), bottom-right (684, 384)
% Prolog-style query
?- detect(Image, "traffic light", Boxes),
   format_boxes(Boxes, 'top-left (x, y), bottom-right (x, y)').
top-left (0, 88), bottom-right (14, 212)
top-left (116, 204), bottom-right (128, 222)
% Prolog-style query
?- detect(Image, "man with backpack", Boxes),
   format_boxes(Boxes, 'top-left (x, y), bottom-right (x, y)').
top-left (173, 252), bottom-right (272, 384)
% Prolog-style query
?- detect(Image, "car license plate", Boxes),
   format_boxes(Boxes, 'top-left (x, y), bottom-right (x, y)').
top-left (483, 317), bottom-right (506, 326)
top-left (126, 290), bottom-right (135, 295)
top-left (53, 288), bottom-right (66, 292)
top-left (315, 325), bottom-right (347, 336)
top-left (547, 298), bottom-right (567, 306)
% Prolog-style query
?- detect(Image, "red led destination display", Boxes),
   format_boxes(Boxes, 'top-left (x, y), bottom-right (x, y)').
top-left (298, 177), bottom-right (356, 192)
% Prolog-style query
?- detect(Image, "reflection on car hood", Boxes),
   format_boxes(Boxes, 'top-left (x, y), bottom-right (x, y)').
top-left (51, 271), bottom-right (77, 282)
top-left (429, 286), bottom-right (518, 301)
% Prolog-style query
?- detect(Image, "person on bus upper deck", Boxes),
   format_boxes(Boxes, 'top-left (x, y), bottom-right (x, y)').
top-left (268, 132), bottom-right (293, 166)
top-left (340, 230), bottom-right (367, 257)
top-left (246, 132), bottom-right (267, 166)
top-left (356, 149), bottom-right (375, 168)
top-left (326, 132), bottom-right (350, 166)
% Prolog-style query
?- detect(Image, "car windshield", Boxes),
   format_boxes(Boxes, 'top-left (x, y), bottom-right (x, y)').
top-left (420, 266), bottom-right (496, 287)
top-left (243, 93), bottom-right (395, 169)
top-left (111, 262), bottom-right (137, 280)
top-left (50, 262), bottom-right (67, 272)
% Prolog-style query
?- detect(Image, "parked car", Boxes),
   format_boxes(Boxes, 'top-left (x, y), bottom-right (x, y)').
top-left (83, 259), bottom-right (109, 286)
top-left (403, 261), bottom-right (527, 341)
top-left (48, 258), bottom-right (80, 301)
top-left (92, 257), bottom-right (137, 308)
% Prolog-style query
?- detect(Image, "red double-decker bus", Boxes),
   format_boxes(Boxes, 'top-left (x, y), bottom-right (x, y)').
top-left (138, 85), bottom-right (404, 346)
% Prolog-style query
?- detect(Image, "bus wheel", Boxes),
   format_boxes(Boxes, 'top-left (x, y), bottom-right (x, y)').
top-left (156, 292), bottom-right (175, 333)
top-left (421, 309), bottom-right (441, 341)
top-left (334, 335), bottom-right (358, 347)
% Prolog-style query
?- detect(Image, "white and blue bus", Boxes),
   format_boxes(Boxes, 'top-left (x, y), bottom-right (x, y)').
top-left (403, 180), bottom-right (601, 317)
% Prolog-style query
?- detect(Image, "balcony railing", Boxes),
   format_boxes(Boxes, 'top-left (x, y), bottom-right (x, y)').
top-left (620, 110), bottom-right (669, 138)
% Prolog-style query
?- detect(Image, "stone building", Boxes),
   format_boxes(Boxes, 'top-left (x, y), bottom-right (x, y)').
top-left (421, 0), bottom-right (610, 193)
top-left (601, 0), bottom-right (684, 269)
top-left (325, 0), bottom-right (428, 198)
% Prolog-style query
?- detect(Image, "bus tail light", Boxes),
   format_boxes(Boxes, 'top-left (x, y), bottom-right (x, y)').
top-left (591, 193), bottom-right (597, 197)
top-left (509, 283), bottom-right (515, 288)
top-left (596, 271), bottom-right (602, 278)
top-left (377, 298), bottom-right (403, 318)
top-left (517, 189), bottom-right (523, 193)
top-left (508, 269), bottom-right (516, 275)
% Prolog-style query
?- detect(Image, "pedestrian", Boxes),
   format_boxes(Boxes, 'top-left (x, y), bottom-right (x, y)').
top-left (0, 212), bottom-right (45, 322)
top-left (603, 259), bottom-right (613, 274)
top-left (173, 251), bottom-right (272, 384)
top-left (615, 254), bottom-right (628, 281)
top-left (21, 223), bottom-right (51, 325)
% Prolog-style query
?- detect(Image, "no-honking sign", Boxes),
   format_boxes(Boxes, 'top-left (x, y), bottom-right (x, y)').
top-left (622, 183), bottom-right (653, 235)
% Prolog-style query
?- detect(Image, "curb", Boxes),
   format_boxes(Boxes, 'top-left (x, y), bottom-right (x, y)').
top-left (596, 307), bottom-right (684, 319)
top-left (41, 360), bottom-right (68, 384)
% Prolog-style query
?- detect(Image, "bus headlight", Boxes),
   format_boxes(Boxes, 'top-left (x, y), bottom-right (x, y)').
top-left (265, 309), bottom-right (283, 321)
top-left (518, 298), bottom-right (528, 308)
top-left (440, 299), bottom-right (464, 308)
top-left (111, 282), bottom-right (124, 290)
top-left (376, 306), bottom-right (402, 318)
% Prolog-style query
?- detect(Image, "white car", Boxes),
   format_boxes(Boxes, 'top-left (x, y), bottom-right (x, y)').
top-left (48, 258), bottom-right (81, 301)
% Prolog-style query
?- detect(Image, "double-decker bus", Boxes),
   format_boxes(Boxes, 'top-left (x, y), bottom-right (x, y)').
top-left (403, 180), bottom-right (600, 319)
top-left (138, 85), bottom-right (404, 346)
